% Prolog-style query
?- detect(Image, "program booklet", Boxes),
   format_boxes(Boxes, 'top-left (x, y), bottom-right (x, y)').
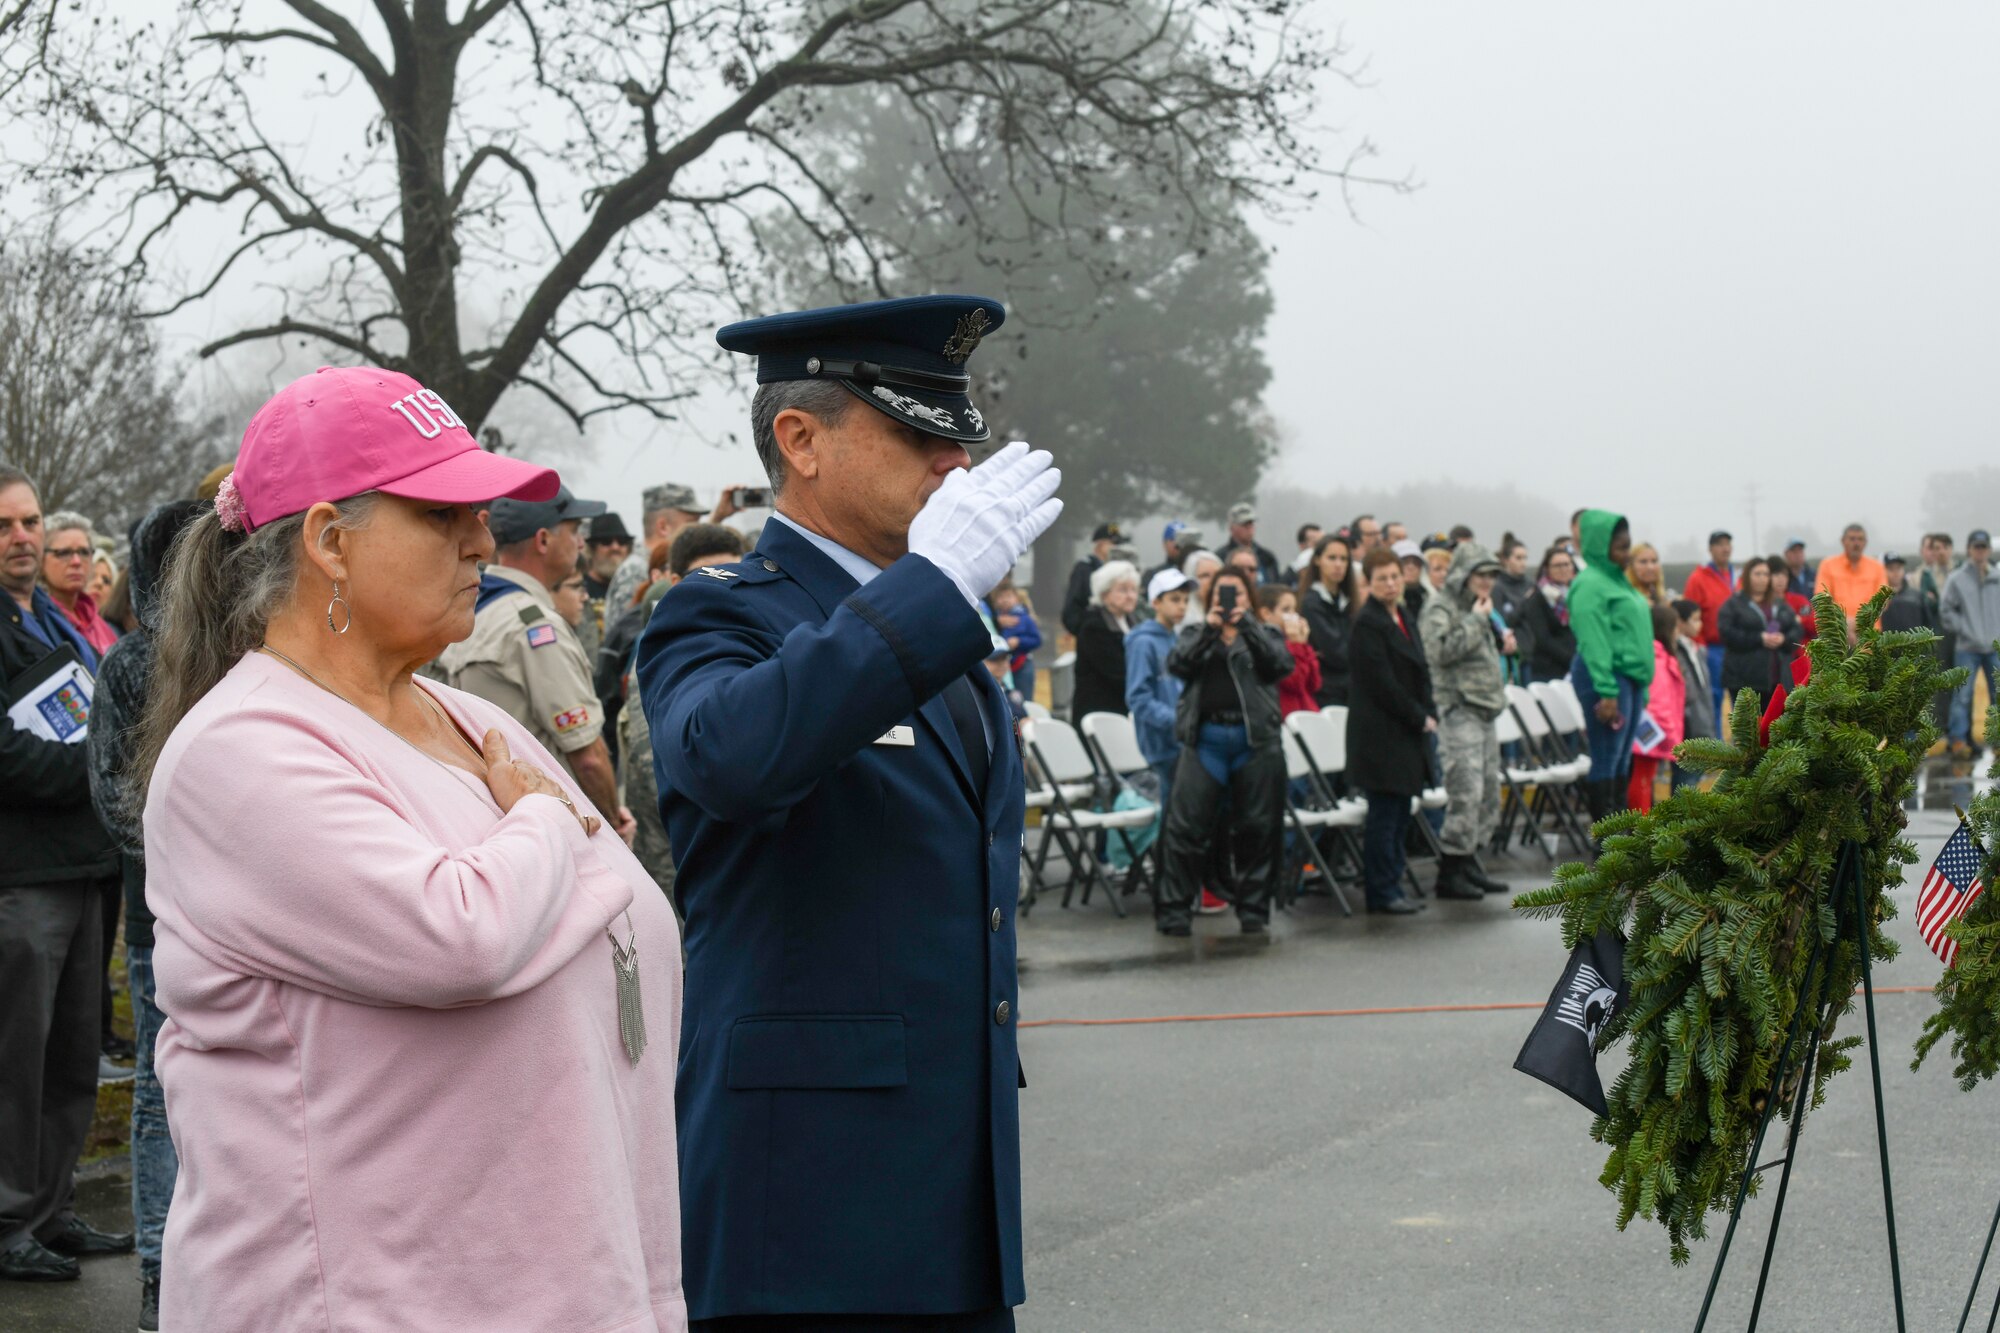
top-left (5, 645), bottom-right (93, 744)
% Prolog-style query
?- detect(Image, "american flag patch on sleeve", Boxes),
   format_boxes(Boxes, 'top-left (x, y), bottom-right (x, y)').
top-left (525, 623), bottom-right (558, 649)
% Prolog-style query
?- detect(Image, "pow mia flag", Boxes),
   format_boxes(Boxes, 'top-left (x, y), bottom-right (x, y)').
top-left (1515, 929), bottom-right (1627, 1117)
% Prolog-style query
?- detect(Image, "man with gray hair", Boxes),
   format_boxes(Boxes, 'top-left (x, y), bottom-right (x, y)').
top-left (0, 464), bottom-right (132, 1282)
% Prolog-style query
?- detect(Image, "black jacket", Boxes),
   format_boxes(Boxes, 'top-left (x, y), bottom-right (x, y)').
top-left (1346, 597), bottom-right (1436, 797)
top-left (1071, 608), bottom-right (1131, 720)
top-left (3, 590), bottom-right (115, 889)
top-left (1718, 594), bottom-right (1802, 697)
top-left (1493, 570), bottom-right (1537, 627)
top-left (87, 500), bottom-right (204, 944)
top-left (1514, 588), bottom-right (1579, 683)
top-left (1165, 618), bottom-right (1291, 748)
top-left (1300, 583), bottom-right (1355, 706)
top-left (1061, 555), bottom-right (1102, 637)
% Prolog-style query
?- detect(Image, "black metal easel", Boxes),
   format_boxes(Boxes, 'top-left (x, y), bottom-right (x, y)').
top-left (1691, 839), bottom-right (1906, 1332)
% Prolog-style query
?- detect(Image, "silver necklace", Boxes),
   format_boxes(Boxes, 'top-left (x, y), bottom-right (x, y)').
top-left (257, 645), bottom-right (645, 1065)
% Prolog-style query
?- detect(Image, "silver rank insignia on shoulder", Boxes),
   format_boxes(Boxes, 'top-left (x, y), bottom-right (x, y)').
top-left (696, 567), bottom-right (740, 581)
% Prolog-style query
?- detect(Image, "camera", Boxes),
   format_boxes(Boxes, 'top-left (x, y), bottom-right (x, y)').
top-left (737, 486), bottom-right (773, 509)
top-left (1217, 583), bottom-right (1238, 613)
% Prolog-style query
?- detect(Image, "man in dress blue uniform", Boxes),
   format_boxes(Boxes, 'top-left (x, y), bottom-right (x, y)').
top-left (636, 296), bottom-right (1061, 1331)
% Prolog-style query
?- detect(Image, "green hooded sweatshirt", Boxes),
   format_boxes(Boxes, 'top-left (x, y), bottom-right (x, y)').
top-left (1567, 508), bottom-right (1655, 696)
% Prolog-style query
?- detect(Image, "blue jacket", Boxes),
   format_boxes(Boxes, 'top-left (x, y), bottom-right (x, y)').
top-left (635, 519), bottom-right (1026, 1320)
top-left (1123, 616), bottom-right (1182, 766)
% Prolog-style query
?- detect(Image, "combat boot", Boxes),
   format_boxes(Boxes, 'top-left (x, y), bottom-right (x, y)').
top-left (1433, 854), bottom-right (1485, 900)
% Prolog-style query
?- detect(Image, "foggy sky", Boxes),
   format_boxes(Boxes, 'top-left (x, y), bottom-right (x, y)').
top-left (122, 3), bottom-right (2000, 561)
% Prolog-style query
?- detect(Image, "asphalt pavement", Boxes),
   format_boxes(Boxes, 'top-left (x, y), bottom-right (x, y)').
top-left (6, 791), bottom-right (1995, 1333)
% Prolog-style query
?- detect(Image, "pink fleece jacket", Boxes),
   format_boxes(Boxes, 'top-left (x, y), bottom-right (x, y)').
top-left (144, 652), bottom-right (685, 1333)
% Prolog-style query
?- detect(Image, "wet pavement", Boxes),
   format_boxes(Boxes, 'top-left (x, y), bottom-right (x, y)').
top-left (6, 761), bottom-right (1996, 1332)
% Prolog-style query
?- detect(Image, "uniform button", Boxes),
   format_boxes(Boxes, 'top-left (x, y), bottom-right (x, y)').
top-left (989, 907), bottom-right (1003, 932)
top-left (994, 1000), bottom-right (1011, 1026)
top-left (762, 560), bottom-right (778, 572)
top-left (988, 831), bottom-right (995, 847)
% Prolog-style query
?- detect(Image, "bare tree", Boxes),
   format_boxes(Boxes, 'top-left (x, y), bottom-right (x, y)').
top-left (0, 0), bottom-right (1384, 434)
top-left (0, 237), bottom-right (229, 532)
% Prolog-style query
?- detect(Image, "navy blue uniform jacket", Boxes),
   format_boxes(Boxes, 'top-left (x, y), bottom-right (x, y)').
top-left (635, 519), bottom-right (1025, 1320)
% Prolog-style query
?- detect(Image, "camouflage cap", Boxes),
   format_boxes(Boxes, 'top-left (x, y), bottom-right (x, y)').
top-left (643, 482), bottom-right (704, 516)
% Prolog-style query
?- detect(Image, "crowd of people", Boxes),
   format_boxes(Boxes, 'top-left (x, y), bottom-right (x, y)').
top-left (4, 355), bottom-right (1996, 1329)
top-left (1054, 506), bottom-right (1994, 928)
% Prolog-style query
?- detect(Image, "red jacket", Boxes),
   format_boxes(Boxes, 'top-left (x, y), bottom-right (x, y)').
top-left (1280, 641), bottom-right (1322, 717)
top-left (1681, 564), bottom-right (1734, 646)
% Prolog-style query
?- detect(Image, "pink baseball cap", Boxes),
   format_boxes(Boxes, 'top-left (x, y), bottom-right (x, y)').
top-left (223, 367), bottom-right (559, 532)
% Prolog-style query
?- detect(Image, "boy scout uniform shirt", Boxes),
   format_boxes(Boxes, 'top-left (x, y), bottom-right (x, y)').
top-left (435, 564), bottom-right (603, 765)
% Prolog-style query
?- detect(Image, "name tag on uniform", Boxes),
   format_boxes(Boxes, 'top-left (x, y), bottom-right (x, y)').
top-left (874, 725), bottom-right (915, 747)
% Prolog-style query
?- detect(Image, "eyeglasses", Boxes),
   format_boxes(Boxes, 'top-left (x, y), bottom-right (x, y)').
top-left (46, 546), bottom-right (93, 562)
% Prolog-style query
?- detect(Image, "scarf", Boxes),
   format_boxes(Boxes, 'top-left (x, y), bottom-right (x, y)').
top-left (1538, 578), bottom-right (1571, 627)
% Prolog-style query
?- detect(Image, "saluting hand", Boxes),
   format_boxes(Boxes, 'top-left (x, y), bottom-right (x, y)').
top-left (908, 441), bottom-right (1063, 608)
top-left (481, 729), bottom-right (602, 838)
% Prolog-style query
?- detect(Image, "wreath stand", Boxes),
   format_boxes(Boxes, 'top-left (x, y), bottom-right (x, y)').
top-left (1691, 840), bottom-right (1907, 1332)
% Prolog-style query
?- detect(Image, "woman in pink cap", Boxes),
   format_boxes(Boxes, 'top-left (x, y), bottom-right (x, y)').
top-left (129, 367), bottom-right (684, 1332)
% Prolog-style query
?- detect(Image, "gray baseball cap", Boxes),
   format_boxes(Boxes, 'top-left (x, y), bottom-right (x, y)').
top-left (1228, 502), bottom-right (1257, 525)
top-left (487, 484), bottom-right (607, 545)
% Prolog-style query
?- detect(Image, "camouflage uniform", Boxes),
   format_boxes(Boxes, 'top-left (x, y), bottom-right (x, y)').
top-left (620, 583), bottom-right (678, 906)
top-left (1419, 542), bottom-right (1508, 858)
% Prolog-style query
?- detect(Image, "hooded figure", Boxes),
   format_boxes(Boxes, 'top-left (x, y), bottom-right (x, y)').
top-left (84, 496), bottom-right (204, 1316)
top-left (1418, 543), bottom-right (1510, 898)
top-left (1565, 509), bottom-right (1654, 818)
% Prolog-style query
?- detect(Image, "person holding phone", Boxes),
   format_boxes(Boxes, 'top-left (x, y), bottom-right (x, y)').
top-left (1155, 566), bottom-right (1293, 936)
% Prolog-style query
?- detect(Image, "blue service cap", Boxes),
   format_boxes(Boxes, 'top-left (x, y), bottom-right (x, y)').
top-left (716, 294), bottom-right (1004, 444)
top-left (1163, 520), bottom-right (1190, 544)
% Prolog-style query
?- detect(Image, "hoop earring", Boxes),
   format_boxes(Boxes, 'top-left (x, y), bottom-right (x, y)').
top-left (326, 580), bottom-right (353, 635)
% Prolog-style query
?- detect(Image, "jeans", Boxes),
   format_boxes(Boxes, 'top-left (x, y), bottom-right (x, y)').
top-left (1195, 722), bottom-right (1253, 785)
top-left (1362, 793), bottom-right (1412, 907)
top-left (1951, 649), bottom-right (2000, 744)
top-left (1569, 658), bottom-right (1647, 782)
top-left (1013, 660), bottom-right (1037, 711)
top-left (127, 945), bottom-right (177, 1283)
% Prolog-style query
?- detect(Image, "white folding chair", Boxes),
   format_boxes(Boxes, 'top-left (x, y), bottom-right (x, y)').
top-left (1079, 712), bottom-right (1166, 904)
top-left (1022, 718), bottom-right (1156, 917)
top-left (1023, 699), bottom-right (1053, 722)
top-left (1310, 706), bottom-right (1427, 897)
top-left (1279, 720), bottom-right (1364, 916)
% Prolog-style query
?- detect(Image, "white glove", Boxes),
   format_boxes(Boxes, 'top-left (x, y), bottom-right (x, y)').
top-left (908, 441), bottom-right (1063, 609)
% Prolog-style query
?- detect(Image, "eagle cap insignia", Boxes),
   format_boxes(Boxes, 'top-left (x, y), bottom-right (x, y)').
top-left (942, 309), bottom-right (990, 364)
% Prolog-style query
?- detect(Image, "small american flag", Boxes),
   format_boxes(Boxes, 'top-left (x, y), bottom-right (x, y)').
top-left (1917, 823), bottom-right (1986, 967)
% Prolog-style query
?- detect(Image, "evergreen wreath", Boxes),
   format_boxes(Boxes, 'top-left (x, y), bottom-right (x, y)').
top-left (1517, 590), bottom-right (1957, 1264)
top-left (1914, 698), bottom-right (2000, 1088)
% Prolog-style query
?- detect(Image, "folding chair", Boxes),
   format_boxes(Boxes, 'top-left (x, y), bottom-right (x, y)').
top-left (1278, 723), bottom-right (1362, 916)
top-left (1021, 718), bottom-right (1156, 918)
top-left (1023, 699), bottom-right (1053, 722)
top-left (1078, 712), bottom-right (1166, 905)
top-left (1310, 706), bottom-right (1428, 898)
top-left (1501, 684), bottom-right (1594, 856)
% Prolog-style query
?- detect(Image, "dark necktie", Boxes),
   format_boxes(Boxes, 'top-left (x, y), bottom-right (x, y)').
top-left (941, 673), bottom-right (990, 795)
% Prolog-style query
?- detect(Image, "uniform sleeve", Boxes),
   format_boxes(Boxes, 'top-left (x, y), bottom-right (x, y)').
top-left (148, 708), bottom-right (630, 1008)
top-left (637, 553), bottom-right (991, 825)
top-left (513, 613), bottom-right (604, 753)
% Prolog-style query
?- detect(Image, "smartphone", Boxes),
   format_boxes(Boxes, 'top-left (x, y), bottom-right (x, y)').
top-left (737, 486), bottom-right (773, 509)
top-left (1217, 583), bottom-right (1238, 613)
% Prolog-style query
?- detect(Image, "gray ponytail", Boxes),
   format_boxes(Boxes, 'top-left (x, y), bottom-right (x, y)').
top-left (132, 493), bottom-right (380, 805)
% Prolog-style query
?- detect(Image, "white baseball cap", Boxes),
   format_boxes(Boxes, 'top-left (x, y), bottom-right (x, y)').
top-left (1148, 569), bottom-right (1194, 603)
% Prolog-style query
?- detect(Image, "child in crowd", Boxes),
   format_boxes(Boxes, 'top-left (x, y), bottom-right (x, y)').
top-left (1258, 585), bottom-right (1322, 716)
top-left (1628, 602), bottom-right (1686, 812)
top-left (1672, 598), bottom-right (1717, 789)
top-left (988, 581), bottom-right (1042, 706)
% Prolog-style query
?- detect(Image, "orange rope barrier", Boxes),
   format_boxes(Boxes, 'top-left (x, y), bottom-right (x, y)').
top-left (1017, 985), bottom-right (1935, 1029)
